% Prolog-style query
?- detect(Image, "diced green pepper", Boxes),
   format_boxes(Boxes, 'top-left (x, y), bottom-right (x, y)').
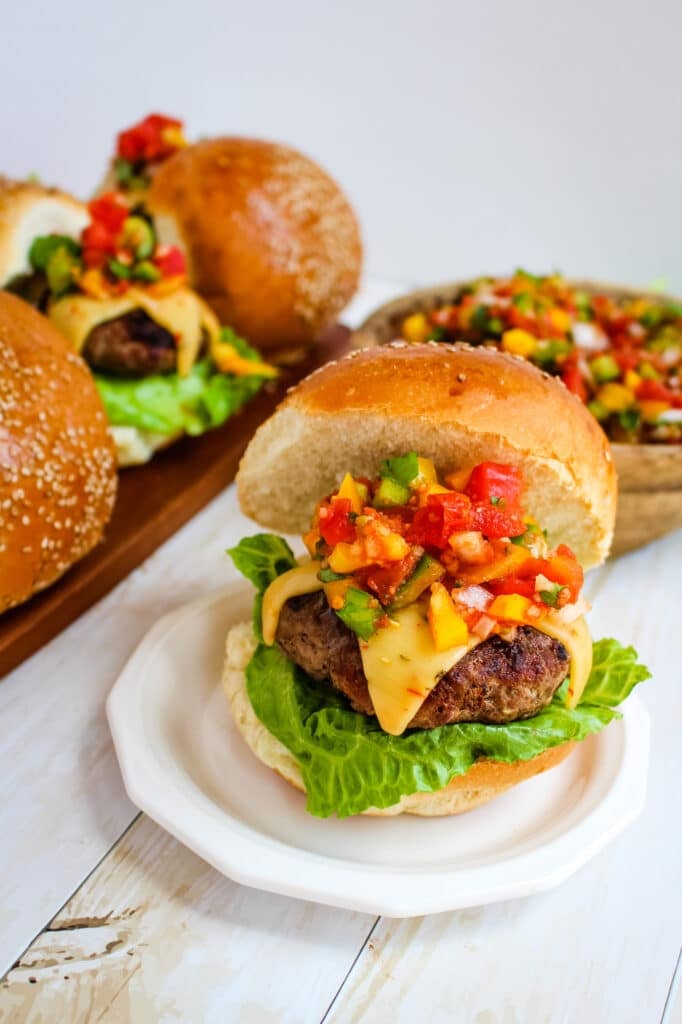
top-left (379, 452), bottom-right (419, 486)
top-left (587, 400), bottom-right (609, 422)
top-left (638, 361), bottom-right (660, 381)
top-left (45, 246), bottom-right (79, 298)
top-left (131, 260), bottom-right (162, 282)
top-left (373, 477), bottom-right (410, 508)
top-left (334, 587), bottom-right (382, 641)
top-left (29, 235), bottom-right (80, 272)
top-left (122, 216), bottom-right (155, 259)
top-left (389, 555), bottom-right (444, 612)
top-left (590, 354), bottom-right (621, 383)
top-left (108, 258), bottom-right (132, 280)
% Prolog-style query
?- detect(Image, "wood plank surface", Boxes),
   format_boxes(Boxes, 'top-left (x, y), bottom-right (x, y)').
top-left (0, 326), bottom-right (350, 678)
top-left (1, 815), bottom-right (375, 1024)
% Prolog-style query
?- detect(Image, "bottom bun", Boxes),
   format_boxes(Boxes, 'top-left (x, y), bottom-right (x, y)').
top-left (223, 622), bottom-right (576, 818)
top-left (110, 426), bottom-right (182, 467)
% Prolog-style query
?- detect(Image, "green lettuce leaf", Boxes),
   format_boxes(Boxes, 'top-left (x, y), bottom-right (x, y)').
top-left (95, 333), bottom-right (269, 437)
top-left (229, 534), bottom-right (650, 817)
top-left (227, 534), bottom-right (297, 640)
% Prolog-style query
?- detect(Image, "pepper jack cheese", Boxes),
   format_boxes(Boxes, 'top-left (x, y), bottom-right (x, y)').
top-left (259, 564), bottom-right (593, 735)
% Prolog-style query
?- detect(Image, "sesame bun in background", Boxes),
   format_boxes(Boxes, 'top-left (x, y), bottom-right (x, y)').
top-left (0, 292), bottom-right (117, 613)
top-left (146, 137), bottom-right (363, 356)
top-left (237, 342), bottom-right (617, 569)
top-left (0, 178), bottom-right (88, 286)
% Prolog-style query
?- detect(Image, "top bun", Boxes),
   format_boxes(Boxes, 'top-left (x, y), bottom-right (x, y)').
top-left (0, 177), bottom-right (88, 285)
top-left (0, 292), bottom-right (117, 612)
top-left (237, 342), bottom-right (617, 568)
top-left (146, 138), bottom-right (362, 354)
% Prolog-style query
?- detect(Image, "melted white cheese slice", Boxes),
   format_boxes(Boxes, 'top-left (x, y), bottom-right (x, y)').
top-left (534, 613), bottom-right (593, 708)
top-left (360, 603), bottom-right (481, 736)
top-left (48, 287), bottom-right (221, 377)
top-left (261, 562), bottom-right (323, 647)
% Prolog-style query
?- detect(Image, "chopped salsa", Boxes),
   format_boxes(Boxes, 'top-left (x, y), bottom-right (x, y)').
top-left (305, 454), bottom-right (587, 648)
top-left (399, 270), bottom-right (682, 443)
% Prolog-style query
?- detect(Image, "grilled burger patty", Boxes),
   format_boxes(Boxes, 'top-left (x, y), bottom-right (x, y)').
top-left (82, 309), bottom-right (177, 376)
top-left (276, 591), bottom-right (570, 729)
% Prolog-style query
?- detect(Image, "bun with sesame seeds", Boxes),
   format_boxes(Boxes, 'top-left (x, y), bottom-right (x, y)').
top-left (145, 137), bottom-right (362, 357)
top-left (0, 292), bottom-right (117, 613)
top-left (237, 342), bottom-right (617, 569)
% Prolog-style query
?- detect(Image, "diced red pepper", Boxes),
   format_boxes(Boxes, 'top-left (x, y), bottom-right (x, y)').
top-left (487, 575), bottom-right (537, 598)
top-left (466, 463), bottom-right (523, 511)
top-left (154, 244), bottom-right (186, 278)
top-left (636, 379), bottom-right (682, 408)
top-left (561, 352), bottom-right (588, 402)
top-left (88, 192), bottom-right (129, 234)
top-left (487, 543), bottom-right (583, 602)
top-left (318, 498), bottom-right (356, 546)
top-left (471, 504), bottom-right (525, 540)
top-left (408, 492), bottom-right (472, 549)
top-left (117, 114), bottom-right (184, 164)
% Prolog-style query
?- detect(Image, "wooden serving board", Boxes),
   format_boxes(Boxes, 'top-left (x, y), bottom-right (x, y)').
top-left (0, 325), bottom-right (351, 678)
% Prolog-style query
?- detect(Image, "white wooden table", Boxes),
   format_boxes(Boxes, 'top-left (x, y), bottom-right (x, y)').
top-left (0, 277), bottom-right (680, 1024)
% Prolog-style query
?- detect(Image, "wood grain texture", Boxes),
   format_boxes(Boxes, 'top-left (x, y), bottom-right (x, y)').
top-left (0, 325), bottom-right (350, 678)
top-left (0, 815), bottom-right (375, 1024)
top-left (0, 278), bottom-right (678, 1024)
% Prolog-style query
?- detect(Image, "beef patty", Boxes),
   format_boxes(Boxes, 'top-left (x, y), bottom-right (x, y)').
top-left (276, 591), bottom-right (569, 729)
top-left (82, 309), bottom-right (177, 376)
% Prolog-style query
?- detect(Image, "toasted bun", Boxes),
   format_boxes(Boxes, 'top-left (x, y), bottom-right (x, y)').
top-left (237, 342), bottom-right (617, 568)
top-left (223, 621), bottom-right (575, 817)
top-left (0, 293), bottom-right (117, 612)
top-left (146, 138), bottom-right (362, 354)
top-left (0, 177), bottom-right (88, 285)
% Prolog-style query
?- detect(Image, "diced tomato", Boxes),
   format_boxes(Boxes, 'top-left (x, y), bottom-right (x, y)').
top-left (318, 498), bottom-right (356, 546)
top-left (636, 379), bottom-right (682, 408)
top-left (408, 492), bottom-right (472, 549)
top-left (560, 353), bottom-right (588, 402)
top-left (487, 575), bottom-right (537, 598)
top-left (466, 463), bottom-right (523, 511)
top-left (357, 552), bottom-right (418, 605)
top-left (81, 221), bottom-right (117, 253)
top-left (470, 504), bottom-right (525, 540)
top-left (88, 193), bottom-right (129, 234)
top-left (117, 114), bottom-right (184, 163)
top-left (612, 347), bottom-right (640, 373)
top-left (154, 244), bottom-right (186, 278)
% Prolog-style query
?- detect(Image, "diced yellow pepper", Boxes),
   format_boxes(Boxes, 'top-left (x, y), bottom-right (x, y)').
top-left (417, 483), bottom-right (451, 507)
top-left (548, 308), bottom-right (571, 333)
top-left (417, 457), bottom-right (438, 483)
top-left (402, 312), bottom-right (431, 344)
top-left (444, 467), bottom-right (471, 491)
top-left (328, 542), bottom-right (373, 573)
top-left (502, 328), bottom-right (537, 357)
top-left (624, 370), bottom-right (642, 392)
top-left (336, 473), bottom-right (364, 514)
top-left (488, 594), bottom-right (532, 623)
top-left (639, 400), bottom-right (670, 424)
top-left (597, 382), bottom-right (635, 412)
top-left (428, 583), bottom-right (469, 651)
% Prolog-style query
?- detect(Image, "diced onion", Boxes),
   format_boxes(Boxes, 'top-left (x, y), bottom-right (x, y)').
top-left (454, 584), bottom-right (493, 611)
top-left (572, 322), bottom-right (608, 351)
top-left (557, 596), bottom-right (591, 623)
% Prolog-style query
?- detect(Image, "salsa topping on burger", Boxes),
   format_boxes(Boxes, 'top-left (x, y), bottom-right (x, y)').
top-left (227, 455), bottom-right (649, 817)
top-left (113, 113), bottom-right (187, 193)
top-left (400, 271), bottom-right (682, 443)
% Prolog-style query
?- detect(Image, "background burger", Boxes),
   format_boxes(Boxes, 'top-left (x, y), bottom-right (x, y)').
top-left (224, 344), bottom-right (649, 818)
top-left (100, 113), bottom-right (363, 356)
top-left (0, 181), bottom-right (276, 466)
top-left (0, 292), bottom-right (117, 613)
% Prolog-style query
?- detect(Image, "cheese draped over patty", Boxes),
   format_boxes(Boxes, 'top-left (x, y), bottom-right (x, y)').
top-left (260, 563), bottom-right (594, 735)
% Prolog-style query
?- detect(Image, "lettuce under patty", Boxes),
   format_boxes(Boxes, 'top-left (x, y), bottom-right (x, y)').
top-left (228, 535), bottom-right (651, 818)
top-left (95, 333), bottom-right (269, 438)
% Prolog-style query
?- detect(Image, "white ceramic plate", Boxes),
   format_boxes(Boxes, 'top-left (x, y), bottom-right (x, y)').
top-left (107, 584), bottom-right (650, 918)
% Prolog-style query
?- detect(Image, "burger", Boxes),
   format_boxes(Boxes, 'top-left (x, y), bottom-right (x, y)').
top-left (1, 181), bottom-right (276, 465)
top-left (0, 292), bottom-right (117, 612)
top-left (99, 113), bottom-right (363, 355)
top-left (223, 344), bottom-right (650, 818)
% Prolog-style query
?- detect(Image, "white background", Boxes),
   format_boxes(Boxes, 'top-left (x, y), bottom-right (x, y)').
top-left (4, 0), bottom-right (682, 291)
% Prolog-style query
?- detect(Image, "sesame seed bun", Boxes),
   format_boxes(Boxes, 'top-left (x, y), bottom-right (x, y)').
top-left (146, 137), bottom-right (362, 355)
top-left (0, 292), bottom-right (117, 613)
top-left (223, 621), bottom-right (575, 817)
top-left (237, 342), bottom-right (617, 568)
top-left (0, 177), bottom-right (88, 286)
